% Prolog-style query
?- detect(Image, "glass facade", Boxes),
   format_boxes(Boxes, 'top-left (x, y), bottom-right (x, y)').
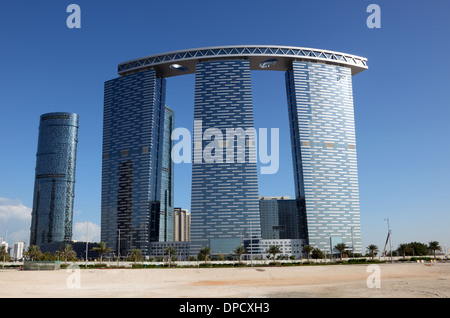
top-left (286, 61), bottom-right (362, 254)
top-left (259, 196), bottom-right (299, 240)
top-left (104, 46), bottom-right (366, 258)
top-left (277, 199), bottom-right (299, 239)
top-left (190, 60), bottom-right (261, 255)
top-left (158, 106), bottom-right (175, 242)
top-left (101, 69), bottom-right (172, 257)
top-left (259, 197), bottom-right (280, 239)
top-left (30, 112), bottom-right (79, 247)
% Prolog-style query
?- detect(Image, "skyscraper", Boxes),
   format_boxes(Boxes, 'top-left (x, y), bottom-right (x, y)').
top-left (109, 45), bottom-right (367, 256)
top-left (259, 196), bottom-right (299, 240)
top-left (30, 112), bottom-right (79, 247)
top-left (173, 207), bottom-right (190, 242)
top-left (286, 61), bottom-right (362, 253)
top-left (159, 106), bottom-right (175, 242)
top-left (259, 196), bottom-right (281, 239)
top-left (101, 69), bottom-right (172, 257)
top-left (190, 60), bottom-right (261, 255)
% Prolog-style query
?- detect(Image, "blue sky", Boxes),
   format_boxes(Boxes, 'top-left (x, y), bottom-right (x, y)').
top-left (0, 1), bottom-right (449, 253)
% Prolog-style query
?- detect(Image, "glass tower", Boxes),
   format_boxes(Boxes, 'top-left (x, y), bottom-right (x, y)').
top-left (30, 112), bottom-right (79, 247)
top-left (107, 45), bottom-right (367, 258)
top-left (101, 69), bottom-right (170, 257)
top-left (259, 196), bottom-right (299, 240)
top-left (190, 60), bottom-right (261, 255)
top-left (286, 61), bottom-right (362, 254)
top-left (158, 106), bottom-right (175, 242)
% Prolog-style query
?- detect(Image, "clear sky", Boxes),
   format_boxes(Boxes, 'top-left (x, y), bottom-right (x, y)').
top-left (0, 0), bottom-right (449, 254)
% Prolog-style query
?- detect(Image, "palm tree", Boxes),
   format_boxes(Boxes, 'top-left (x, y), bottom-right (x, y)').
top-left (57, 243), bottom-right (77, 264)
top-left (302, 245), bottom-right (314, 262)
top-left (91, 241), bottom-right (111, 263)
top-left (165, 246), bottom-right (177, 267)
top-left (428, 241), bottom-right (442, 259)
top-left (268, 245), bottom-right (282, 262)
top-left (129, 249), bottom-right (142, 264)
top-left (334, 243), bottom-right (348, 261)
top-left (397, 243), bottom-right (409, 258)
top-left (234, 245), bottom-right (246, 264)
top-left (366, 244), bottom-right (379, 260)
top-left (198, 246), bottom-right (211, 264)
top-left (311, 248), bottom-right (324, 260)
top-left (26, 245), bottom-right (42, 261)
top-left (0, 245), bottom-right (8, 267)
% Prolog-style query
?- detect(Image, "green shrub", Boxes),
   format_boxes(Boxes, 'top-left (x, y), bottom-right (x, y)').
top-left (301, 261), bottom-right (311, 265)
top-left (280, 262), bottom-right (297, 266)
top-left (347, 258), bottom-right (367, 264)
top-left (93, 263), bottom-right (108, 268)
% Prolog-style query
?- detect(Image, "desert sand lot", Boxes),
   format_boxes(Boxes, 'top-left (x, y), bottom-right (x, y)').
top-left (1, 262), bottom-right (449, 298)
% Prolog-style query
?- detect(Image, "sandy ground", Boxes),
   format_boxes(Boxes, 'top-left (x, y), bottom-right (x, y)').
top-left (1, 262), bottom-right (449, 298)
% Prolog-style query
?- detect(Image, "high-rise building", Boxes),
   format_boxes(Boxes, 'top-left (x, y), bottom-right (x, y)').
top-left (259, 196), bottom-right (299, 240)
top-left (30, 112), bottom-right (79, 247)
top-left (173, 208), bottom-right (190, 242)
top-left (190, 60), bottom-right (261, 255)
top-left (159, 106), bottom-right (175, 242)
top-left (101, 69), bottom-right (173, 257)
top-left (259, 196), bottom-right (281, 239)
top-left (110, 45), bottom-right (367, 256)
top-left (286, 61), bottom-right (362, 253)
top-left (12, 242), bottom-right (25, 260)
top-left (277, 199), bottom-right (300, 239)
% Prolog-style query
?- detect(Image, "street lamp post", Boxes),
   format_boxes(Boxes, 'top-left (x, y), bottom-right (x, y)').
top-left (351, 226), bottom-right (355, 257)
top-left (385, 218), bottom-right (393, 263)
top-left (250, 219), bottom-right (253, 267)
top-left (85, 222), bottom-right (89, 267)
top-left (117, 229), bottom-right (121, 267)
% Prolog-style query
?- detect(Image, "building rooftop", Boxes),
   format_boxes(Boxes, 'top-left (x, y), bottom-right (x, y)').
top-left (118, 45), bottom-right (368, 77)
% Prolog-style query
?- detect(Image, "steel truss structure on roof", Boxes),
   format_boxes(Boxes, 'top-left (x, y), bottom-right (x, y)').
top-left (118, 45), bottom-right (368, 77)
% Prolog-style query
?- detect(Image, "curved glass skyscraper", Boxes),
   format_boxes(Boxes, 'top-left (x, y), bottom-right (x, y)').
top-left (103, 45), bottom-right (367, 257)
top-left (30, 112), bottom-right (79, 247)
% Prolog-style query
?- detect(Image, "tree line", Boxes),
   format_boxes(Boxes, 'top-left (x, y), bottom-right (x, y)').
top-left (366, 241), bottom-right (443, 259)
top-left (2, 240), bottom-right (444, 264)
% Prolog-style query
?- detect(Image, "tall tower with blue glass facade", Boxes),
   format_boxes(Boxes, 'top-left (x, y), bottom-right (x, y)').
top-left (108, 45), bottom-right (367, 257)
top-left (286, 61), bottom-right (362, 253)
top-left (101, 69), bottom-right (168, 257)
top-left (190, 60), bottom-right (261, 255)
top-left (159, 106), bottom-right (175, 242)
top-left (30, 112), bottom-right (79, 247)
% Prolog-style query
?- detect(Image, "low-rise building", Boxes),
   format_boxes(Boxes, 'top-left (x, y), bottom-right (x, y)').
top-left (149, 241), bottom-right (191, 260)
top-left (259, 239), bottom-right (306, 259)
